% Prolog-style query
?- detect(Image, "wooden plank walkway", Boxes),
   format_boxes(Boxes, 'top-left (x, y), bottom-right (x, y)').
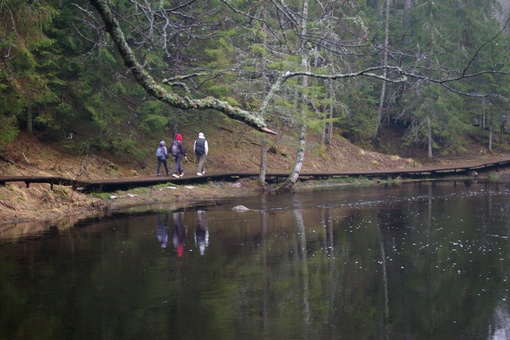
top-left (2, 156), bottom-right (510, 193)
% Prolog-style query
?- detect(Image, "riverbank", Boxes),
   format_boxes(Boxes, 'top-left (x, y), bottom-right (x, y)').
top-left (0, 178), bottom-right (253, 239)
top-left (0, 131), bottom-right (418, 226)
top-left (0, 169), bottom-right (499, 228)
top-left (0, 177), bottom-right (248, 224)
top-left (1, 131), bottom-right (506, 230)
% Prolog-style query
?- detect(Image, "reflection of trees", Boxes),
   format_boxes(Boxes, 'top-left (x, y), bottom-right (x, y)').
top-left (379, 221), bottom-right (390, 337)
top-left (4, 185), bottom-right (510, 338)
top-left (240, 185), bottom-right (510, 338)
top-left (373, 184), bottom-right (510, 338)
top-left (292, 200), bottom-right (311, 330)
top-left (0, 253), bottom-right (29, 337)
top-left (490, 298), bottom-right (510, 339)
top-left (260, 195), bottom-right (269, 334)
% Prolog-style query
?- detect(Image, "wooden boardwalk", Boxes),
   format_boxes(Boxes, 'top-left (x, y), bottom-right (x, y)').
top-left (2, 156), bottom-right (510, 193)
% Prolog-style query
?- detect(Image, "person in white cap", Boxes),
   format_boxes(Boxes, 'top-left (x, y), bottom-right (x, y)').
top-left (193, 132), bottom-right (208, 175)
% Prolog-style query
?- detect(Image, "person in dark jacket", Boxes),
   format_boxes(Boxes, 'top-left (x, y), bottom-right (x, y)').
top-left (172, 133), bottom-right (188, 178)
top-left (193, 132), bottom-right (208, 176)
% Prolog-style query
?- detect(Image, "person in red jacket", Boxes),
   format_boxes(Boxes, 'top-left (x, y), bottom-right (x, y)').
top-left (171, 133), bottom-right (188, 178)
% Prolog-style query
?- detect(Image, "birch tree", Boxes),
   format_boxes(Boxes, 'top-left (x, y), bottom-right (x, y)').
top-left (279, 0), bottom-right (310, 193)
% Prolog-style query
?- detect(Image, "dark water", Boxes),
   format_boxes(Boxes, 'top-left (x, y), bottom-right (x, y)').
top-left (2, 180), bottom-right (510, 339)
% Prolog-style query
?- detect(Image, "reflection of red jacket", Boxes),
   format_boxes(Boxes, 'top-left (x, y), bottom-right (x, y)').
top-left (173, 232), bottom-right (185, 257)
top-left (173, 211), bottom-right (186, 258)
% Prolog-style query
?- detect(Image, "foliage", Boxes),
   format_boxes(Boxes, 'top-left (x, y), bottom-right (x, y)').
top-left (0, 0), bottom-right (57, 142)
top-left (379, 0), bottom-right (507, 151)
top-left (1, 0), bottom-right (510, 160)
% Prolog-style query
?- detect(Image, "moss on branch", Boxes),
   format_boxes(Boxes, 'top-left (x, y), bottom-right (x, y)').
top-left (89, 0), bottom-right (276, 134)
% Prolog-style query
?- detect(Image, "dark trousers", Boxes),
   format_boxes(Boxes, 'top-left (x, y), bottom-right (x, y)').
top-left (173, 155), bottom-right (184, 175)
top-left (157, 157), bottom-right (169, 175)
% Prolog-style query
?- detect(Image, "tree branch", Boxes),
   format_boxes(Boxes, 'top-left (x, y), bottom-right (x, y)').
top-left (89, 0), bottom-right (277, 134)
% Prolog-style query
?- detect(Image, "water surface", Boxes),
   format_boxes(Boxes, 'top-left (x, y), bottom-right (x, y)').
top-left (1, 180), bottom-right (510, 339)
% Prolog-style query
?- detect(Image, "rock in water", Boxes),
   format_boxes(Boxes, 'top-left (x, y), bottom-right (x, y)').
top-left (232, 205), bottom-right (250, 212)
top-left (467, 170), bottom-right (478, 177)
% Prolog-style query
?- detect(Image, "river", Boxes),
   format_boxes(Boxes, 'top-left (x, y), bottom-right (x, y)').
top-left (1, 180), bottom-right (510, 339)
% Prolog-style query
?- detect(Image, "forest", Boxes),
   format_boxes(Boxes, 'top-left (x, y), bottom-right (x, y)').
top-left (2, 0), bottom-right (510, 190)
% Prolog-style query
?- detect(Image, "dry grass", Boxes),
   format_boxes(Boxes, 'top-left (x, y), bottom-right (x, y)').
top-left (0, 183), bottom-right (107, 224)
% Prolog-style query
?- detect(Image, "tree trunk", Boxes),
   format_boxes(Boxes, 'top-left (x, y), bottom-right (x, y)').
top-left (279, 123), bottom-right (306, 192)
top-left (322, 80), bottom-right (333, 146)
top-left (427, 116), bottom-right (433, 158)
top-left (258, 7), bottom-right (269, 190)
top-left (327, 81), bottom-right (333, 145)
top-left (403, 0), bottom-right (412, 43)
top-left (27, 104), bottom-right (32, 133)
top-left (259, 137), bottom-right (268, 189)
top-left (374, 0), bottom-right (390, 139)
top-left (277, 0), bottom-right (309, 193)
top-left (489, 112), bottom-right (493, 151)
top-left (482, 98), bottom-right (487, 128)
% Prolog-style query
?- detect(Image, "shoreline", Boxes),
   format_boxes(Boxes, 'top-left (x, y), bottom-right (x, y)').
top-left (2, 174), bottom-right (499, 238)
top-left (0, 178), bottom-right (264, 230)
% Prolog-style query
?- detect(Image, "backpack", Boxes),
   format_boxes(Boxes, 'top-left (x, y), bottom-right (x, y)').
top-left (171, 141), bottom-right (179, 157)
top-left (195, 139), bottom-right (206, 156)
top-left (155, 146), bottom-right (164, 158)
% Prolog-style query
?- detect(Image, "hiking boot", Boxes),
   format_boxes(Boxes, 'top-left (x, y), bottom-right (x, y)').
top-left (179, 172), bottom-right (184, 177)
top-left (197, 172), bottom-right (202, 176)
top-left (172, 174), bottom-right (179, 178)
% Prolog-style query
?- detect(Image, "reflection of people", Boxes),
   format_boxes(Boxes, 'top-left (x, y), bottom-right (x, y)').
top-left (155, 140), bottom-right (169, 176)
top-left (194, 210), bottom-right (209, 256)
top-left (156, 213), bottom-right (169, 249)
top-left (193, 132), bottom-right (208, 176)
top-left (172, 212), bottom-right (186, 257)
top-left (172, 134), bottom-right (188, 178)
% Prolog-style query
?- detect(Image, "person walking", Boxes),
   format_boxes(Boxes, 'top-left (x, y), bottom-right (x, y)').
top-left (155, 140), bottom-right (169, 176)
top-left (171, 133), bottom-right (188, 178)
top-left (193, 132), bottom-right (208, 176)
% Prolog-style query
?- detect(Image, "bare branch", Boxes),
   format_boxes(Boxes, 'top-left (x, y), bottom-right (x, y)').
top-left (461, 15), bottom-right (510, 76)
top-left (89, 0), bottom-right (276, 135)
